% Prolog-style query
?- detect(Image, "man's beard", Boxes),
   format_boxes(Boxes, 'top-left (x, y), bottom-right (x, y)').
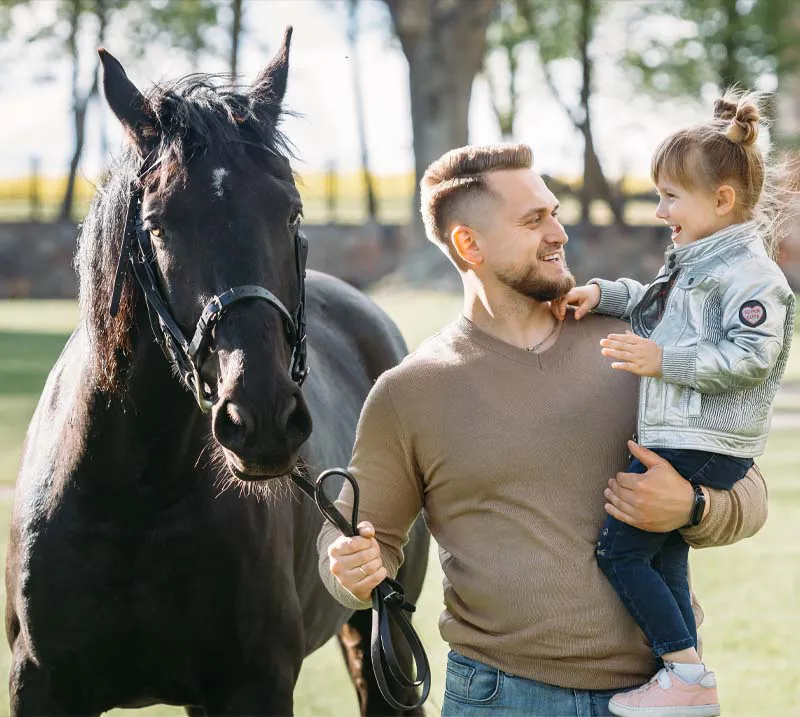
top-left (495, 262), bottom-right (576, 303)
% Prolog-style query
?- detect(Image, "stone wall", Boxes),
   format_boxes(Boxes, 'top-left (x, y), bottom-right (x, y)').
top-left (1, 220), bottom-right (798, 299)
top-left (0, 222), bottom-right (407, 298)
top-left (0, 221), bottom-right (78, 298)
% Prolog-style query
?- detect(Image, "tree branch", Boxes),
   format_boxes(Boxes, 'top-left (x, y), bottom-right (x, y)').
top-left (540, 58), bottom-right (581, 130)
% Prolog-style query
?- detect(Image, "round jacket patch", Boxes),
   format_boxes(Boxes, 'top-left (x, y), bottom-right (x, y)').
top-left (739, 300), bottom-right (767, 327)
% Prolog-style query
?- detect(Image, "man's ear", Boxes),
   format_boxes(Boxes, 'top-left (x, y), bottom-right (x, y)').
top-left (451, 225), bottom-right (483, 266)
top-left (716, 185), bottom-right (736, 216)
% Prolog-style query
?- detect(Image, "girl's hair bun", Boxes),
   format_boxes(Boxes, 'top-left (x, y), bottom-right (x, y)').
top-left (715, 93), bottom-right (760, 146)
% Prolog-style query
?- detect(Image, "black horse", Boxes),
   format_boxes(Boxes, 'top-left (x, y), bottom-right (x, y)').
top-left (6, 28), bottom-right (428, 716)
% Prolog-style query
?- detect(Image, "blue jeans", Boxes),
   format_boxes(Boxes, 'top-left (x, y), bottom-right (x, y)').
top-left (596, 448), bottom-right (752, 657)
top-left (441, 650), bottom-right (621, 716)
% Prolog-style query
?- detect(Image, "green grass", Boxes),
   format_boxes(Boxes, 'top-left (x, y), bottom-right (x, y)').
top-left (0, 296), bottom-right (797, 716)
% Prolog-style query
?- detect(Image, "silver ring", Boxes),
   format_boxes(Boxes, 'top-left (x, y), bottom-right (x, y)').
top-left (357, 565), bottom-right (368, 579)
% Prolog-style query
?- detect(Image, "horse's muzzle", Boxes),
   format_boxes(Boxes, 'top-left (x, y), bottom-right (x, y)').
top-left (212, 388), bottom-right (312, 479)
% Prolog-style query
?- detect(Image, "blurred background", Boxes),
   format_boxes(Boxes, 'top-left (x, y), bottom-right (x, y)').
top-left (0, 1), bottom-right (798, 715)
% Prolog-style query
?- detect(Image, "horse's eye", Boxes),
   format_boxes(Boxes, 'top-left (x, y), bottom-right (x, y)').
top-left (289, 210), bottom-right (302, 227)
top-left (149, 225), bottom-right (165, 239)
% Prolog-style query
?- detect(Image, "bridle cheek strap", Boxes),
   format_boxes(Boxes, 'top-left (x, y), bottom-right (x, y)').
top-left (109, 181), bottom-right (310, 413)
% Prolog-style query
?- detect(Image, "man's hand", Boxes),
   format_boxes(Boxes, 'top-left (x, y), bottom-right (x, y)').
top-left (551, 284), bottom-right (601, 321)
top-left (604, 441), bottom-right (709, 532)
top-left (327, 521), bottom-right (388, 602)
top-left (600, 331), bottom-right (663, 377)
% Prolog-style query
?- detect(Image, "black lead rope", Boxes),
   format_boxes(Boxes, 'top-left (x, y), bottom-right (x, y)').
top-left (294, 469), bottom-right (431, 712)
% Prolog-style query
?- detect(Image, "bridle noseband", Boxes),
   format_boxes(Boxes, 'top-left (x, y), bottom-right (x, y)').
top-left (108, 165), bottom-right (430, 713)
top-left (109, 168), bottom-right (309, 412)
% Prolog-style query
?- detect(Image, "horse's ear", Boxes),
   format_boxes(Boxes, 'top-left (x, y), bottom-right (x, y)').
top-left (98, 48), bottom-right (157, 155)
top-left (250, 26), bottom-right (292, 115)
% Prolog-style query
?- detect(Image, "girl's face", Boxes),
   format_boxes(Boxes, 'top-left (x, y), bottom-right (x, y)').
top-left (654, 178), bottom-right (733, 245)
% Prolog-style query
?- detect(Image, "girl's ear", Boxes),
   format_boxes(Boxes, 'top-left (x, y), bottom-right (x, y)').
top-left (716, 185), bottom-right (736, 216)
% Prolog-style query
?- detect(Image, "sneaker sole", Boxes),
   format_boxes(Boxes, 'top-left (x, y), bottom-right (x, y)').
top-left (608, 699), bottom-right (721, 717)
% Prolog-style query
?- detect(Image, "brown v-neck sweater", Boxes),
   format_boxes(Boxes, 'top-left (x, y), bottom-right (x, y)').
top-left (317, 313), bottom-right (767, 690)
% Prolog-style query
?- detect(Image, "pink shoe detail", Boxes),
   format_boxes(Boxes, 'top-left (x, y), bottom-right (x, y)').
top-left (608, 663), bottom-right (720, 717)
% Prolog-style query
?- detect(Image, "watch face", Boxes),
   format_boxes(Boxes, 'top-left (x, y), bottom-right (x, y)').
top-left (691, 486), bottom-right (705, 526)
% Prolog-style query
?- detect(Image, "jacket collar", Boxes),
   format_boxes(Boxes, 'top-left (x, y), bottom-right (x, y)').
top-left (664, 221), bottom-right (762, 269)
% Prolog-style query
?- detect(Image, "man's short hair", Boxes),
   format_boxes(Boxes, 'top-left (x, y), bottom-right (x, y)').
top-left (420, 143), bottom-right (533, 249)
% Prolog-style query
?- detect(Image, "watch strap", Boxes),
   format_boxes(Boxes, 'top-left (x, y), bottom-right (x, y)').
top-left (686, 483), bottom-right (706, 528)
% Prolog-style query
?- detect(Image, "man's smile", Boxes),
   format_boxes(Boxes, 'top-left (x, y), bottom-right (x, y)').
top-left (540, 250), bottom-right (564, 264)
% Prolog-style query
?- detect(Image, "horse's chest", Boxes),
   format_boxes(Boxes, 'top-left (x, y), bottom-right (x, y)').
top-left (21, 514), bottom-right (243, 666)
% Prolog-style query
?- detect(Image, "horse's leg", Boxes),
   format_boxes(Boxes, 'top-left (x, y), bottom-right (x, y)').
top-left (184, 706), bottom-right (207, 717)
top-left (339, 609), bottom-right (424, 717)
top-left (336, 615), bottom-right (369, 715)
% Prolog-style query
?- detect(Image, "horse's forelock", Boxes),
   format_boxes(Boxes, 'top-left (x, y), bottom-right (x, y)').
top-left (146, 74), bottom-right (294, 177)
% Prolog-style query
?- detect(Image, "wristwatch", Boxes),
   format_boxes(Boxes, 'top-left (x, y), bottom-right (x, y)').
top-left (685, 483), bottom-right (706, 528)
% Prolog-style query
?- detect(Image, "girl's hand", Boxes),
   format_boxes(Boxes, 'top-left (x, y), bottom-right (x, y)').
top-left (600, 331), bottom-right (663, 377)
top-left (551, 284), bottom-right (601, 321)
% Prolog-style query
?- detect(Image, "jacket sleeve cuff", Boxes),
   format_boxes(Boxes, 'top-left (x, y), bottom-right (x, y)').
top-left (588, 278), bottom-right (630, 317)
top-left (661, 345), bottom-right (697, 387)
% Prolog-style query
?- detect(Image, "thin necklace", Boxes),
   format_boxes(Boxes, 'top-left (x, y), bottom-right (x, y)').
top-left (526, 320), bottom-right (559, 352)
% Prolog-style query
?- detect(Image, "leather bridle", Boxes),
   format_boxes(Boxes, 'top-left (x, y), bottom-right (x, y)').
top-left (109, 166), bottom-right (309, 412)
top-left (108, 162), bottom-right (430, 712)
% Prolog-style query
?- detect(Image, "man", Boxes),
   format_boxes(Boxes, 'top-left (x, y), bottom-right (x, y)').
top-left (317, 144), bottom-right (767, 716)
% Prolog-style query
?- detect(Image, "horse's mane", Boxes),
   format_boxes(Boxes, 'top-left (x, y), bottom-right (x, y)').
top-left (75, 74), bottom-right (293, 395)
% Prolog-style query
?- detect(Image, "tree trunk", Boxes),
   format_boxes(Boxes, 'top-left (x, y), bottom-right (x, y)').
top-left (385, 0), bottom-right (495, 247)
top-left (348, 0), bottom-right (378, 223)
top-left (59, 0), bottom-right (83, 222)
top-left (775, 1), bottom-right (800, 146)
top-left (59, 0), bottom-right (105, 222)
top-left (230, 0), bottom-right (243, 79)
top-left (576, 0), bottom-right (624, 226)
top-left (485, 40), bottom-right (518, 140)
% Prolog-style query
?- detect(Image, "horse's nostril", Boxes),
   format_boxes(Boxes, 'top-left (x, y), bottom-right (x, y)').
top-left (213, 400), bottom-right (255, 451)
top-left (284, 393), bottom-right (312, 441)
top-left (279, 395), bottom-right (298, 426)
top-left (227, 402), bottom-right (250, 429)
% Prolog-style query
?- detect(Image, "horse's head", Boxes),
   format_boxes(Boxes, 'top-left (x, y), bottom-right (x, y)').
top-left (98, 28), bottom-right (312, 479)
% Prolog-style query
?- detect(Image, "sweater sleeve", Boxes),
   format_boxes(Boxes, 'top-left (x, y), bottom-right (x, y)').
top-left (680, 464), bottom-right (767, 548)
top-left (317, 372), bottom-right (425, 611)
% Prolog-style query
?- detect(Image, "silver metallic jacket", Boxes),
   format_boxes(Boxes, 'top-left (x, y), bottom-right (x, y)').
top-left (590, 221), bottom-right (795, 457)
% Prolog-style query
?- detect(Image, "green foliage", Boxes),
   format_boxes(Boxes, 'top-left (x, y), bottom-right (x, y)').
top-left (126, 0), bottom-right (220, 63)
top-left (0, 0), bottom-right (30, 38)
top-left (2, 0), bottom-right (222, 75)
top-left (622, 0), bottom-right (792, 96)
top-left (485, 0), bottom-right (593, 135)
top-left (488, 0), bottom-right (591, 67)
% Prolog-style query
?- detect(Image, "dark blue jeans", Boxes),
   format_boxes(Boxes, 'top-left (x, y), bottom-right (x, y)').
top-left (596, 448), bottom-right (753, 658)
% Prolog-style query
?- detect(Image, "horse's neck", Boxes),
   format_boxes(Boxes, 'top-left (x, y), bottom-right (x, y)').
top-left (82, 318), bottom-right (209, 498)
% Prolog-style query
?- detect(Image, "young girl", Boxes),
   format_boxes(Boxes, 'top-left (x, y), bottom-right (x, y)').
top-left (556, 92), bottom-right (795, 717)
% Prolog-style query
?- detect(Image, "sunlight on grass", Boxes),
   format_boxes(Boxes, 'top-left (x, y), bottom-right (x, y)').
top-left (0, 294), bottom-right (797, 717)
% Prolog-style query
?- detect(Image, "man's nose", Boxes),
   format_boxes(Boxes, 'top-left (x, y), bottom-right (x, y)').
top-left (546, 219), bottom-right (569, 244)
